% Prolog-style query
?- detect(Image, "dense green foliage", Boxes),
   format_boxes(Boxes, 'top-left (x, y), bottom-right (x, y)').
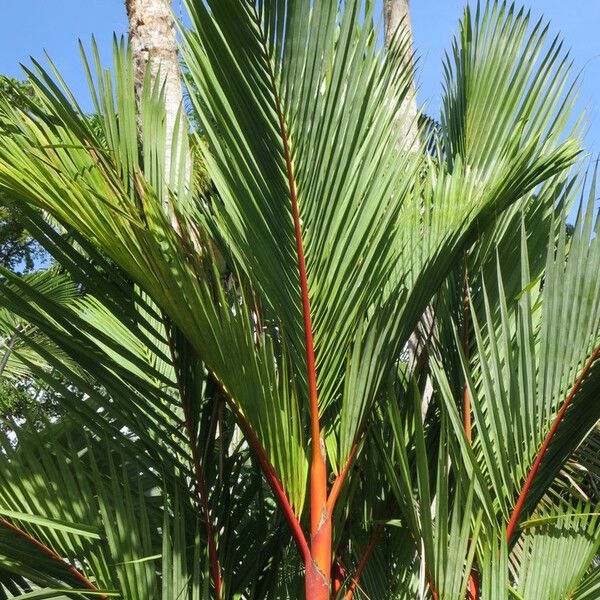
top-left (0, 77), bottom-right (54, 419)
top-left (0, 2), bottom-right (599, 599)
top-left (0, 78), bottom-right (46, 274)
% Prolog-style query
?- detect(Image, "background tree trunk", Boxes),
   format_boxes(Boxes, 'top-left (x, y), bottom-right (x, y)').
top-left (383, 0), bottom-right (418, 151)
top-left (124, 0), bottom-right (184, 178)
top-left (383, 0), bottom-right (412, 48)
top-left (385, 0), bottom-right (437, 416)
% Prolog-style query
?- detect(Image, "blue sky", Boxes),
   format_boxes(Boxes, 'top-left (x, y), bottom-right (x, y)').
top-left (1, 1), bottom-right (599, 158)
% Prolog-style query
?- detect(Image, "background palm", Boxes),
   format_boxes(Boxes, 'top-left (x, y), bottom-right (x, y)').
top-left (0, 1), bottom-right (598, 599)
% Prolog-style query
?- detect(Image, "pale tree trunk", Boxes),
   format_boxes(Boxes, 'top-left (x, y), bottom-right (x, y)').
top-left (383, 0), bottom-right (412, 48)
top-left (125, 0), bottom-right (185, 180)
top-left (383, 0), bottom-right (419, 152)
top-left (385, 1), bottom-right (437, 416)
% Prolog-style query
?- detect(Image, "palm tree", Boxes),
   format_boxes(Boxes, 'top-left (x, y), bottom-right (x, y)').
top-left (0, 1), bottom-right (598, 599)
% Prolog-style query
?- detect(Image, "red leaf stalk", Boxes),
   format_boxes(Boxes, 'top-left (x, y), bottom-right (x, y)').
top-left (332, 558), bottom-right (346, 596)
top-left (0, 518), bottom-right (106, 599)
top-left (505, 344), bottom-right (600, 542)
top-left (345, 525), bottom-right (384, 599)
top-left (223, 392), bottom-right (311, 565)
top-left (463, 258), bottom-right (472, 443)
top-left (260, 29), bottom-right (330, 598)
top-left (462, 259), bottom-right (477, 599)
top-left (467, 568), bottom-right (479, 600)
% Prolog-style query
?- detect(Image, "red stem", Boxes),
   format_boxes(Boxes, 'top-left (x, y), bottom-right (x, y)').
top-left (0, 518), bottom-right (106, 598)
top-left (332, 557), bottom-right (346, 596)
top-left (257, 19), bottom-right (330, 598)
top-left (462, 257), bottom-right (472, 443)
top-left (274, 53), bottom-right (319, 456)
top-left (345, 524), bottom-right (442, 600)
top-left (430, 583), bottom-right (440, 600)
top-left (505, 344), bottom-right (600, 542)
top-left (267, 36), bottom-right (325, 487)
top-left (462, 259), bottom-right (477, 599)
top-left (345, 525), bottom-right (384, 600)
top-left (166, 331), bottom-right (222, 600)
top-left (467, 569), bottom-right (479, 600)
top-left (223, 391), bottom-right (311, 565)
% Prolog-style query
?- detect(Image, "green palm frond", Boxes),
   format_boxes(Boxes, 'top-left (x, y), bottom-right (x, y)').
top-left (510, 502), bottom-right (600, 599)
top-left (437, 176), bottom-right (600, 537)
top-left (375, 378), bottom-right (482, 600)
top-left (0, 269), bottom-right (78, 386)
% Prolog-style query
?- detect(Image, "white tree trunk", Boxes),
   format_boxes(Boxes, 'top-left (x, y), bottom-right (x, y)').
top-left (385, 1), bottom-right (436, 412)
top-left (383, 0), bottom-right (412, 48)
top-left (125, 0), bottom-right (184, 179)
top-left (383, 0), bottom-right (419, 152)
